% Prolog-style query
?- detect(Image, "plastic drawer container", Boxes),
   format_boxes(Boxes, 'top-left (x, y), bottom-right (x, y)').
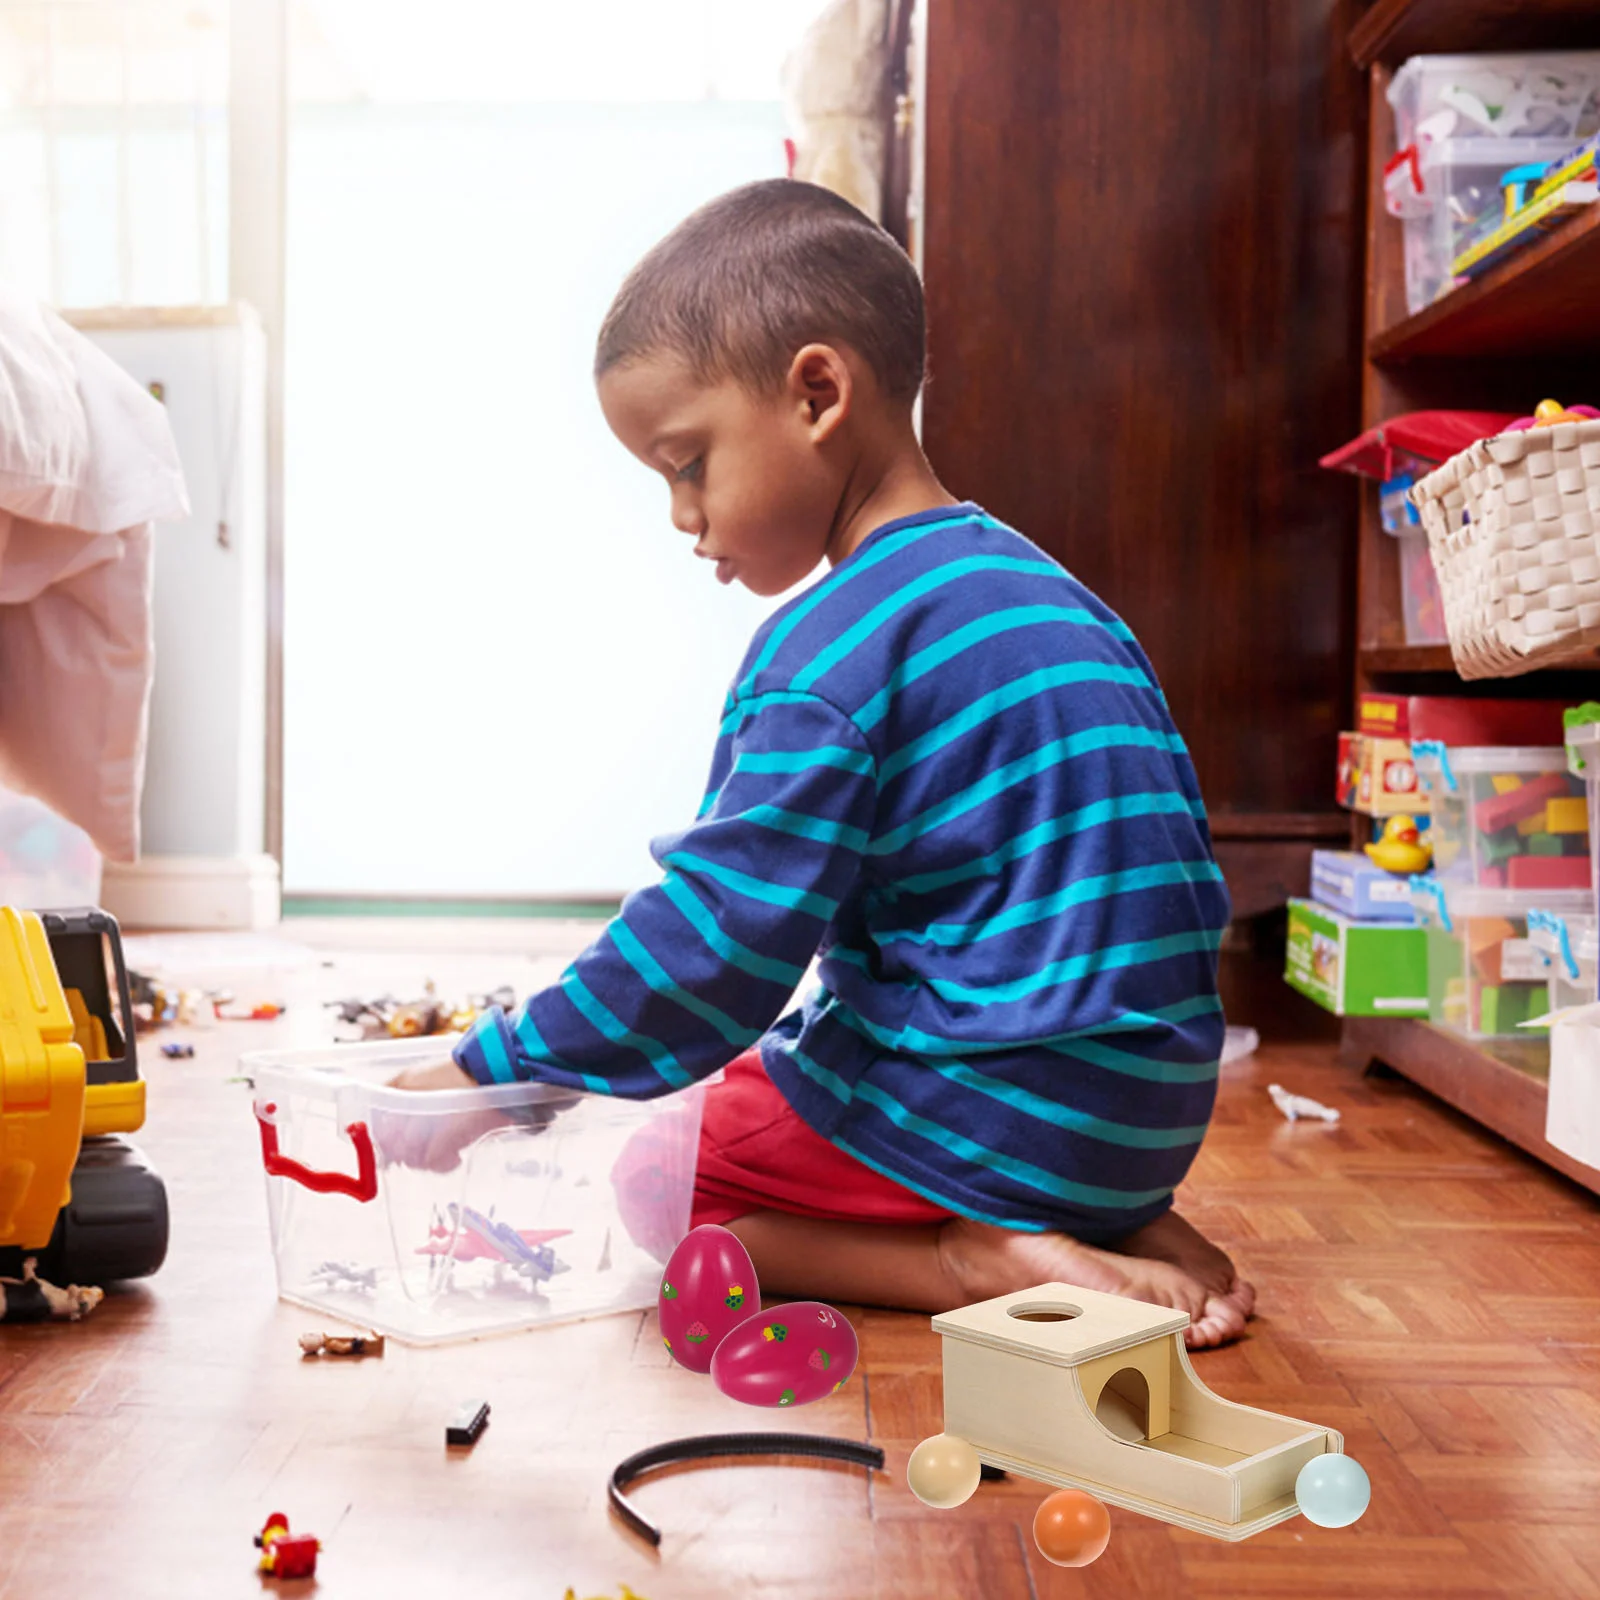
top-left (0, 787), bottom-right (102, 909)
top-left (1411, 881), bottom-right (1589, 1037)
top-left (1527, 910), bottom-right (1598, 1013)
top-left (248, 1037), bottom-right (707, 1346)
top-left (1567, 721), bottom-right (1600, 917)
top-left (1396, 528), bottom-right (1449, 644)
top-left (1398, 136), bottom-right (1575, 313)
top-left (1389, 53), bottom-right (1600, 151)
top-left (1412, 743), bottom-right (1588, 891)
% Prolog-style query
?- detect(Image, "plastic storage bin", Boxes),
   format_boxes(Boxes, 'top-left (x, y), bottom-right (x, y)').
top-left (1397, 528), bottom-right (1449, 644)
top-left (1411, 881), bottom-right (1589, 1037)
top-left (1412, 743), bottom-right (1588, 891)
top-left (1389, 54), bottom-right (1600, 150)
top-left (0, 787), bottom-right (103, 909)
top-left (1567, 720), bottom-right (1600, 922)
top-left (248, 1037), bottom-right (707, 1346)
top-left (1379, 471), bottom-right (1449, 645)
top-left (1398, 136), bottom-right (1575, 313)
top-left (1527, 910), bottom-right (1598, 1013)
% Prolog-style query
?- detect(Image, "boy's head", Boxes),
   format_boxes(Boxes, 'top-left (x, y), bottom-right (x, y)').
top-left (595, 180), bottom-right (926, 596)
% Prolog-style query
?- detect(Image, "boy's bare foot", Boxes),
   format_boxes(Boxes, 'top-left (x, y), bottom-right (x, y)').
top-left (1113, 1210), bottom-right (1256, 1317)
top-left (722, 1207), bottom-right (1255, 1349)
top-left (937, 1212), bottom-right (1254, 1350)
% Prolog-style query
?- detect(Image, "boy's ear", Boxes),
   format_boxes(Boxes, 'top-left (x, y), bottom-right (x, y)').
top-left (787, 343), bottom-right (852, 442)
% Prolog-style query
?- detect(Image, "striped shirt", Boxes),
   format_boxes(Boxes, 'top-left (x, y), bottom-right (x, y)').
top-left (455, 503), bottom-right (1231, 1240)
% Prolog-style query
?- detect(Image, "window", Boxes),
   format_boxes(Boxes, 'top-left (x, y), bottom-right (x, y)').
top-left (282, 1), bottom-right (835, 899)
top-left (0, 0), bottom-right (228, 306)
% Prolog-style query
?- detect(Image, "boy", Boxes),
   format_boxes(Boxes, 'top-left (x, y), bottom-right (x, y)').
top-left (397, 180), bottom-right (1252, 1348)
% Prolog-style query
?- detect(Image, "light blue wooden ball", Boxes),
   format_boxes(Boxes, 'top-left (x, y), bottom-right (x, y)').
top-left (1295, 1454), bottom-right (1371, 1528)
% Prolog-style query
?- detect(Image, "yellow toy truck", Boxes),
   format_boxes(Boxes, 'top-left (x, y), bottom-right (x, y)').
top-left (0, 905), bottom-right (168, 1286)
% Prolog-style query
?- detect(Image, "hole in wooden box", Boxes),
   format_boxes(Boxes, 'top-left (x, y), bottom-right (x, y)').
top-left (1006, 1302), bottom-right (1083, 1323)
top-left (1095, 1367), bottom-right (1151, 1442)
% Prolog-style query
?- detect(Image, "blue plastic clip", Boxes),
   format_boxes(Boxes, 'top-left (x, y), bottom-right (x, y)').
top-left (1409, 873), bottom-right (1449, 933)
top-left (1411, 739), bottom-right (1455, 792)
top-left (1526, 908), bottom-right (1579, 980)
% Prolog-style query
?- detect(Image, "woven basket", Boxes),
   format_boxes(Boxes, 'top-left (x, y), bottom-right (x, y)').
top-left (1411, 418), bottom-right (1600, 678)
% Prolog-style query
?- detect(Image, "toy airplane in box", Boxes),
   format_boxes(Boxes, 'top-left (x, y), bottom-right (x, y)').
top-left (0, 906), bottom-right (168, 1285)
top-left (923, 1283), bottom-right (1342, 1541)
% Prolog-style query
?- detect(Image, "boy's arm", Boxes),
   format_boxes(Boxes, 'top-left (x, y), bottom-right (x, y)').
top-left (450, 690), bottom-right (876, 1097)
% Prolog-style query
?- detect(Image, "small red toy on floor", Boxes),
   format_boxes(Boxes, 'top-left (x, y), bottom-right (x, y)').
top-left (255, 1512), bottom-right (319, 1580)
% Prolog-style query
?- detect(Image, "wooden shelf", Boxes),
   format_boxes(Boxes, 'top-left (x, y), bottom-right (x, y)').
top-left (1342, 1017), bottom-right (1600, 1194)
top-left (1360, 644), bottom-right (1600, 687)
top-left (1370, 204), bottom-right (1600, 362)
top-left (1343, 10), bottom-right (1600, 1194)
top-left (1351, 0), bottom-right (1600, 68)
top-left (1359, 644), bottom-right (1457, 674)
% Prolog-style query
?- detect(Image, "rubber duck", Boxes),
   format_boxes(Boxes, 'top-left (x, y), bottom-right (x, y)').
top-left (1364, 814), bottom-right (1432, 876)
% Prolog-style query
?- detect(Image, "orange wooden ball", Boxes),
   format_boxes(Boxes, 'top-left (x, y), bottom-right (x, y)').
top-left (1032, 1489), bottom-right (1111, 1567)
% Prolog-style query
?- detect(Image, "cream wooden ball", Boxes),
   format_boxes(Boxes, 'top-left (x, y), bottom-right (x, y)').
top-left (907, 1433), bottom-right (982, 1509)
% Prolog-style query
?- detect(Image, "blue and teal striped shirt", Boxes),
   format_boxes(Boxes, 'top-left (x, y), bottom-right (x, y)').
top-left (456, 504), bottom-right (1231, 1240)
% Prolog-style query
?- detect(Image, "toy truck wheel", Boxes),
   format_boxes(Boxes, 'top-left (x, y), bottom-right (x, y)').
top-left (0, 1137), bottom-right (170, 1284)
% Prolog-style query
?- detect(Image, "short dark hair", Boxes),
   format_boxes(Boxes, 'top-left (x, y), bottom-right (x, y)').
top-left (594, 179), bottom-right (925, 405)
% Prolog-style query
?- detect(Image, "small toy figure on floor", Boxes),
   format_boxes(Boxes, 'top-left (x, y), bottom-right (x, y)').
top-left (255, 1512), bottom-right (320, 1580)
top-left (299, 1328), bottom-right (385, 1358)
top-left (0, 1257), bottom-right (103, 1323)
top-left (1268, 1084), bottom-right (1342, 1124)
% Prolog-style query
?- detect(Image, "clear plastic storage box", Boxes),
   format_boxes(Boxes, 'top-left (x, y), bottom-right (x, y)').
top-left (1389, 53), bottom-right (1600, 150)
top-left (1379, 470), bottom-right (1449, 644)
top-left (1527, 910), bottom-right (1598, 1013)
top-left (1411, 881), bottom-right (1589, 1037)
top-left (1398, 136), bottom-right (1576, 313)
top-left (1565, 720), bottom-right (1600, 922)
top-left (248, 1037), bottom-right (707, 1345)
top-left (1412, 743), bottom-right (1588, 891)
top-left (0, 787), bottom-right (103, 909)
top-left (1396, 528), bottom-right (1449, 644)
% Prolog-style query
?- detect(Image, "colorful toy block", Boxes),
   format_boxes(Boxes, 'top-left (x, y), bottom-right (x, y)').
top-left (1546, 796), bottom-right (1589, 834)
top-left (1478, 983), bottom-right (1546, 1036)
top-left (1467, 917), bottom-right (1517, 986)
top-left (1506, 855), bottom-right (1592, 891)
top-left (1474, 772), bottom-right (1571, 835)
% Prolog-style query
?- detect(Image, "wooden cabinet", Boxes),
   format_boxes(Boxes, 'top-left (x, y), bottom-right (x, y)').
top-left (917, 0), bottom-right (1368, 918)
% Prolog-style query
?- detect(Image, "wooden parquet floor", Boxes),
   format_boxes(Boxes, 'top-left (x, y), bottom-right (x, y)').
top-left (1, 933), bottom-right (1597, 1600)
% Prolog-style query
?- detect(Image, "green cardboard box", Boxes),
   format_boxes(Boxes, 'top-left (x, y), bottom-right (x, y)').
top-left (1284, 897), bottom-right (1428, 1017)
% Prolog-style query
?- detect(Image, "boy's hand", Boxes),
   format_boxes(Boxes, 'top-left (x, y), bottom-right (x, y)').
top-left (389, 1058), bottom-right (478, 1092)
top-left (378, 1056), bottom-right (509, 1171)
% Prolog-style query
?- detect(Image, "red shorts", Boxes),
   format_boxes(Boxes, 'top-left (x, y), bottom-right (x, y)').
top-left (690, 1047), bottom-right (954, 1229)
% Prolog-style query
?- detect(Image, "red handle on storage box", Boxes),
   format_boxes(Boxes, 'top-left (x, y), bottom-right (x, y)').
top-left (255, 1101), bottom-right (378, 1202)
